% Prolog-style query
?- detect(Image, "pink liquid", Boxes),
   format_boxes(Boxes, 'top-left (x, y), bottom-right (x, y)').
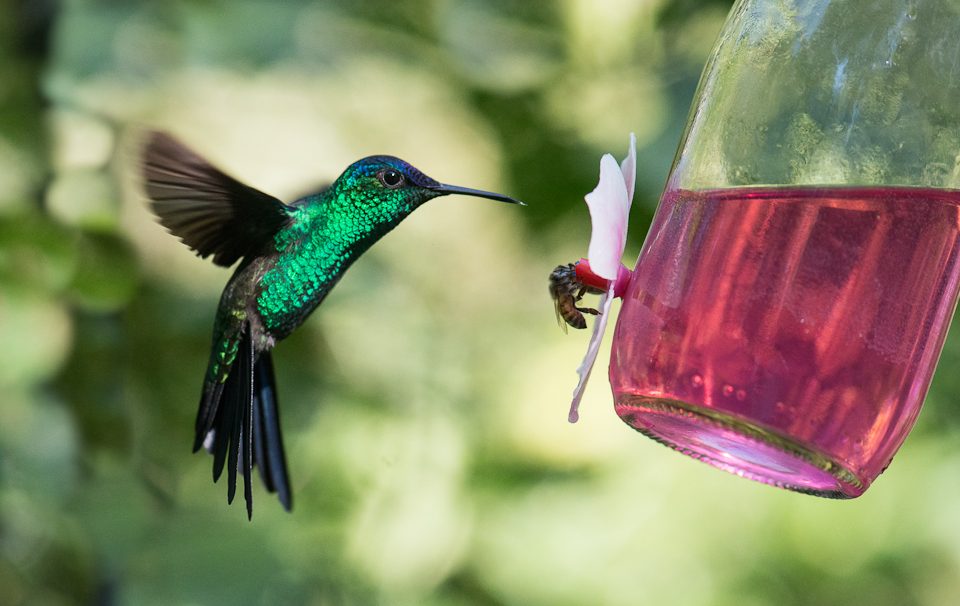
top-left (611, 186), bottom-right (960, 497)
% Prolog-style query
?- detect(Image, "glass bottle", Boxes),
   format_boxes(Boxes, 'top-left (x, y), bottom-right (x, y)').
top-left (610, 0), bottom-right (960, 497)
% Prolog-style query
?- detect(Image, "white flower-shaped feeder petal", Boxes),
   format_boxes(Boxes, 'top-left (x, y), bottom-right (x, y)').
top-left (568, 133), bottom-right (636, 423)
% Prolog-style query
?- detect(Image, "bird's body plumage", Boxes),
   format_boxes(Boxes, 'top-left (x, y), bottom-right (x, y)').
top-left (142, 132), bottom-right (521, 518)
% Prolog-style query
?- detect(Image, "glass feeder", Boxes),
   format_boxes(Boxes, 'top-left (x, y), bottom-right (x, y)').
top-left (604, 0), bottom-right (960, 497)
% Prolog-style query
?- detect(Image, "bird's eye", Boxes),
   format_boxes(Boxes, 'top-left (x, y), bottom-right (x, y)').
top-left (379, 169), bottom-right (404, 188)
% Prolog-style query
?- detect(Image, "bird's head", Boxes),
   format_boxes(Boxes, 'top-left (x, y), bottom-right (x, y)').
top-left (331, 156), bottom-right (523, 221)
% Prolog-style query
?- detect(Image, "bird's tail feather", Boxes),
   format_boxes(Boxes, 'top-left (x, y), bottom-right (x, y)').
top-left (252, 352), bottom-right (292, 511)
top-left (195, 323), bottom-right (292, 518)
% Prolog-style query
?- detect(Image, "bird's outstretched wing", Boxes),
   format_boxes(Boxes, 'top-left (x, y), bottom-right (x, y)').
top-left (142, 131), bottom-right (294, 267)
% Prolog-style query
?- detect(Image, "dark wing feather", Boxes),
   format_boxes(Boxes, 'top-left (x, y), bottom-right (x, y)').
top-left (143, 131), bottom-right (293, 267)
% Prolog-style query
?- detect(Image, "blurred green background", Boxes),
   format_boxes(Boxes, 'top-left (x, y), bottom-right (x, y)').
top-left (3, 0), bottom-right (960, 604)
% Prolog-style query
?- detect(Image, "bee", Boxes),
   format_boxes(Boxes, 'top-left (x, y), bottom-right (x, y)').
top-left (549, 262), bottom-right (605, 331)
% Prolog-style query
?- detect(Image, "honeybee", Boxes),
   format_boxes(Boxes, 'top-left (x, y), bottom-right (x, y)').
top-left (549, 262), bottom-right (605, 331)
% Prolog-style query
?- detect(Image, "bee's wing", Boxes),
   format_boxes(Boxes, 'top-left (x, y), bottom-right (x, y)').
top-left (584, 134), bottom-right (636, 280)
top-left (567, 283), bottom-right (615, 423)
top-left (554, 301), bottom-right (569, 333)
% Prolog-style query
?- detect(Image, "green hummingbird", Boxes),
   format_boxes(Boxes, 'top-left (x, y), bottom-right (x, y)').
top-left (142, 132), bottom-right (523, 519)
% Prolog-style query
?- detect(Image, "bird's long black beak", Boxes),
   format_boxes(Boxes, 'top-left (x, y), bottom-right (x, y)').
top-left (432, 183), bottom-right (525, 206)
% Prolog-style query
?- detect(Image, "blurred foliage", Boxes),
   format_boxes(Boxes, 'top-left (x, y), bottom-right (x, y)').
top-left (2, 0), bottom-right (960, 605)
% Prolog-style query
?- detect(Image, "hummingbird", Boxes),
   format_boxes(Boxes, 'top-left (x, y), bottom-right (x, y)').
top-left (142, 132), bottom-right (523, 519)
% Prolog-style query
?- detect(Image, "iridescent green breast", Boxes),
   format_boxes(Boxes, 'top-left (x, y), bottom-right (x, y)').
top-left (255, 193), bottom-right (413, 338)
top-left (257, 216), bottom-right (342, 336)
